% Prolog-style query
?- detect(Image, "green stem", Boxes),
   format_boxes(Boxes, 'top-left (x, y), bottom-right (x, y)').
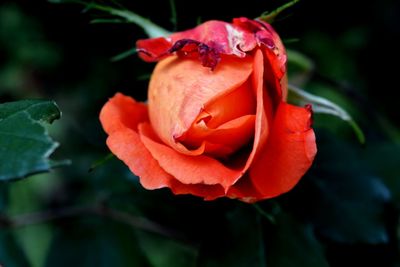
top-left (258, 0), bottom-right (300, 23)
top-left (52, 0), bottom-right (171, 38)
top-left (111, 47), bottom-right (137, 62)
top-left (253, 203), bottom-right (276, 224)
top-left (169, 0), bottom-right (178, 31)
top-left (88, 153), bottom-right (114, 172)
top-left (0, 204), bottom-right (184, 241)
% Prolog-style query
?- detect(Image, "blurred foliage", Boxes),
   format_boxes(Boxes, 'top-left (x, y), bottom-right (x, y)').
top-left (0, 0), bottom-right (400, 267)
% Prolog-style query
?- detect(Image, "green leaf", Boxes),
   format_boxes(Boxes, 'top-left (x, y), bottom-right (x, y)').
top-left (0, 100), bottom-right (64, 182)
top-left (197, 205), bottom-right (266, 267)
top-left (45, 220), bottom-right (150, 267)
top-left (286, 49), bottom-right (315, 86)
top-left (288, 84), bottom-right (365, 144)
top-left (266, 213), bottom-right (329, 267)
top-left (0, 230), bottom-right (31, 267)
top-left (0, 100), bottom-right (60, 123)
top-left (105, 8), bottom-right (170, 38)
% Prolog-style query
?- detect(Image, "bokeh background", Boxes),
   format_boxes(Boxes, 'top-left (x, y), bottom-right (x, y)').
top-left (0, 0), bottom-right (399, 266)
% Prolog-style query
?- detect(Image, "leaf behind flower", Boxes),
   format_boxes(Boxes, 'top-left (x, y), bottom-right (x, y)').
top-left (288, 84), bottom-right (365, 144)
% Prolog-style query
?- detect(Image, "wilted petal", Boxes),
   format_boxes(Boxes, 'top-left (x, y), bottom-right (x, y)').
top-left (233, 17), bottom-right (287, 100)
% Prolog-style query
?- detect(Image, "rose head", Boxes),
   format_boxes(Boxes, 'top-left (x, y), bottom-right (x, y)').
top-left (100, 17), bottom-right (317, 202)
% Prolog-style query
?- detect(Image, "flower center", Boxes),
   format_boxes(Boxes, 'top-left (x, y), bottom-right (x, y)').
top-left (176, 79), bottom-right (256, 158)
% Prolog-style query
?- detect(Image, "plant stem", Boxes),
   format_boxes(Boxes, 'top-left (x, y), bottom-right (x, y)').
top-left (67, 0), bottom-right (170, 38)
top-left (253, 203), bottom-right (276, 224)
top-left (258, 0), bottom-right (300, 23)
top-left (0, 204), bottom-right (184, 241)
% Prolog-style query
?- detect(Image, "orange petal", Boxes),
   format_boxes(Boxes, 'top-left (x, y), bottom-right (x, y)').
top-left (181, 115), bottom-right (256, 157)
top-left (249, 102), bottom-right (317, 198)
top-left (138, 122), bottom-right (243, 190)
top-left (106, 128), bottom-right (174, 189)
top-left (99, 93), bottom-right (232, 200)
top-left (204, 115), bottom-right (255, 150)
top-left (201, 79), bottom-right (256, 128)
top-left (107, 127), bottom-right (225, 200)
top-left (99, 93), bottom-right (173, 189)
top-left (169, 180), bottom-right (225, 201)
top-left (148, 54), bottom-right (253, 155)
top-left (176, 75), bottom-right (256, 157)
top-left (225, 49), bottom-right (273, 202)
top-left (232, 18), bottom-right (287, 101)
top-left (100, 93), bottom-right (148, 134)
top-left (258, 21), bottom-right (287, 101)
top-left (239, 49), bottom-right (273, 173)
top-left (227, 174), bottom-right (263, 203)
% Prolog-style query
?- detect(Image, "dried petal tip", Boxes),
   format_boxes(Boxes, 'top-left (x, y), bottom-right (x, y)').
top-left (136, 17), bottom-right (286, 71)
top-left (304, 104), bottom-right (314, 127)
top-left (169, 39), bottom-right (221, 70)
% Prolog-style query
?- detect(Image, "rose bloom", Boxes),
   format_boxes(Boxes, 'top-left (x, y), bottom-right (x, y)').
top-left (100, 17), bottom-right (316, 202)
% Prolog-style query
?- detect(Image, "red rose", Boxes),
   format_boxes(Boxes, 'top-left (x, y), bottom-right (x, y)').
top-left (100, 17), bottom-right (317, 202)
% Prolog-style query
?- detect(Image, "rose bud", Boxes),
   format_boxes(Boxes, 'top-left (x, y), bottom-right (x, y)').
top-left (100, 17), bottom-right (317, 202)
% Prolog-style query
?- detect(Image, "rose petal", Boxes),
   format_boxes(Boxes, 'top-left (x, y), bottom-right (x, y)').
top-left (106, 128), bottom-right (173, 189)
top-left (100, 93), bottom-right (226, 200)
top-left (148, 54), bottom-right (253, 155)
top-left (233, 17), bottom-right (287, 101)
top-left (136, 37), bottom-right (172, 62)
top-left (100, 92), bottom-right (148, 134)
top-left (249, 102), bottom-right (317, 198)
top-left (138, 122), bottom-right (243, 191)
top-left (239, 49), bottom-right (273, 173)
top-left (201, 79), bottom-right (256, 128)
top-left (199, 115), bottom-right (256, 150)
top-left (169, 180), bottom-right (225, 201)
top-left (181, 114), bottom-right (256, 157)
top-left (224, 49), bottom-right (272, 200)
top-left (107, 128), bottom-right (225, 200)
top-left (177, 78), bottom-right (256, 157)
top-left (227, 174), bottom-right (263, 203)
top-left (100, 94), bottom-right (172, 189)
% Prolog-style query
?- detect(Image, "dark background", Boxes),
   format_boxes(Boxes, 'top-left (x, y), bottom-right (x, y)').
top-left (0, 0), bottom-right (399, 267)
